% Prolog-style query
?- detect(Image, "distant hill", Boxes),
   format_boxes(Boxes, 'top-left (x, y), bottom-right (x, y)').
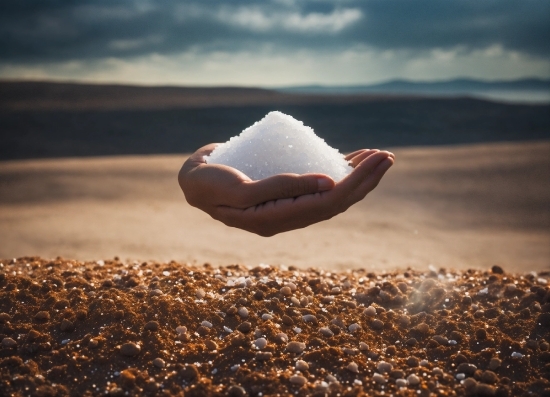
top-left (0, 80), bottom-right (549, 160)
top-left (280, 78), bottom-right (550, 103)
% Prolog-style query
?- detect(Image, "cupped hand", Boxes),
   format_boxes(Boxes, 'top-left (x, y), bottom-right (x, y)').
top-left (178, 143), bottom-right (394, 236)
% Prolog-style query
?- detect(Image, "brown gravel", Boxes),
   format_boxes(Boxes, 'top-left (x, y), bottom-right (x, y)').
top-left (1, 257), bottom-right (549, 396)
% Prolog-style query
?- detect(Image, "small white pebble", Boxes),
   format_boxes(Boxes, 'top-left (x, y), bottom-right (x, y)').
top-left (302, 314), bottom-right (317, 323)
top-left (449, 340), bottom-right (457, 345)
top-left (347, 362), bottom-right (359, 373)
top-left (285, 282), bottom-right (297, 291)
top-left (326, 374), bottom-right (338, 383)
top-left (293, 327), bottom-right (302, 334)
top-left (343, 347), bottom-right (359, 356)
top-left (289, 375), bottom-right (307, 386)
top-left (456, 373), bottom-right (466, 380)
top-left (231, 364), bottom-right (240, 371)
top-left (364, 306), bottom-right (377, 317)
top-left (407, 374), bottom-right (420, 385)
top-left (396, 378), bottom-right (408, 388)
top-left (280, 286), bottom-right (292, 296)
top-left (262, 313), bottom-right (273, 321)
top-left (377, 361), bottom-right (393, 374)
top-left (296, 360), bottom-right (309, 371)
top-left (254, 338), bottom-right (268, 349)
top-left (319, 327), bottom-right (334, 337)
top-left (348, 323), bottom-right (361, 333)
top-left (286, 341), bottom-right (306, 353)
top-left (201, 320), bottom-right (213, 328)
top-left (511, 352), bottom-right (524, 358)
top-left (224, 326), bottom-right (233, 333)
top-left (176, 326), bottom-right (187, 335)
top-left (395, 378), bottom-right (408, 387)
top-left (353, 379), bottom-right (363, 386)
top-left (290, 297), bottom-right (300, 306)
top-left (237, 307), bottom-right (249, 318)
top-left (419, 359), bottom-right (429, 367)
top-left (478, 287), bottom-right (489, 295)
top-left (275, 333), bottom-right (288, 343)
top-left (372, 373), bottom-right (386, 384)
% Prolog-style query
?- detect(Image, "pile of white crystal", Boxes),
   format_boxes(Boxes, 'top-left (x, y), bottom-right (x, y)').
top-left (205, 111), bottom-right (353, 181)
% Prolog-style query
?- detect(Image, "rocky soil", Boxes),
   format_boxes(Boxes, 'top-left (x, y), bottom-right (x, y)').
top-left (1, 257), bottom-right (549, 396)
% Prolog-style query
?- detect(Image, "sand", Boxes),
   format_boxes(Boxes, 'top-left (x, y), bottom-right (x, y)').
top-left (1, 140), bottom-right (549, 272)
top-left (1, 257), bottom-right (549, 396)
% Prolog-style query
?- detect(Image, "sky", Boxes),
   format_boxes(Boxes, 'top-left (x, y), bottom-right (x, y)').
top-left (0, 0), bottom-right (549, 87)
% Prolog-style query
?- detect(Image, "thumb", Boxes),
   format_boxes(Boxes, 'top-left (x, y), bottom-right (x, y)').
top-left (240, 173), bottom-right (335, 207)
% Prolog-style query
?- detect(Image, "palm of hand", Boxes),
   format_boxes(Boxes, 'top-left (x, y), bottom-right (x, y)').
top-left (179, 143), bottom-right (394, 236)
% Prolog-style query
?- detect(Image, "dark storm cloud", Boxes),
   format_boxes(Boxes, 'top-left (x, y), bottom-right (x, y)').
top-left (0, 0), bottom-right (548, 63)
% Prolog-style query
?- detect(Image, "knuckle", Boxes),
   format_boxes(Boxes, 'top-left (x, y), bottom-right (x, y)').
top-left (280, 177), bottom-right (313, 198)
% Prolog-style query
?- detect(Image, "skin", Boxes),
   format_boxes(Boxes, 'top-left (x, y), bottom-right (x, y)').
top-left (178, 143), bottom-right (395, 237)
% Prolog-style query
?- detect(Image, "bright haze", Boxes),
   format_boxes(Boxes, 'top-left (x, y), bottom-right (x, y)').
top-left (1, 0), bottom-right (549, 87)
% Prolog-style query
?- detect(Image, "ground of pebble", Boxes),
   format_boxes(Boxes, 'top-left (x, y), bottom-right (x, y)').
top-left (1, 257), bottom-right (549, 397)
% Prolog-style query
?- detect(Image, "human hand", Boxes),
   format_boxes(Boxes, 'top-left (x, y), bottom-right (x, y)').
top-left (178, 144), bottom-right (394, 236)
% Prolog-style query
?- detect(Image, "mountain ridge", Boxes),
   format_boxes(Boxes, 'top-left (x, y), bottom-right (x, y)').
top-left (279, 77), bottom-right (550, 93)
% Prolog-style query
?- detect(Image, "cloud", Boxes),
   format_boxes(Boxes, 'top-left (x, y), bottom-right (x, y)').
top-left (0, 0), bottom-right (548, 63)
top-left (0, 0), bottom-right (548, 84)
top-left (217, 7), bottom-right (362, 33)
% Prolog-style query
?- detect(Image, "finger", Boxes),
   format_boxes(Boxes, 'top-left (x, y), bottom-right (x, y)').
top-left (336, 151), bottom-right (392, 194)
top-left (237, 173), bottom-right (335, 208)
top-left (345, 149), bottom-right (370, 161)
top-left (347, 149), bottom-right (380, 167)
top-left (343, 157), bottom-right (394, 207)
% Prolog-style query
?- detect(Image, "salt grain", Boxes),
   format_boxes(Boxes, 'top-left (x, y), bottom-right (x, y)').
top-left (206, 111), bottom-right (353, 181)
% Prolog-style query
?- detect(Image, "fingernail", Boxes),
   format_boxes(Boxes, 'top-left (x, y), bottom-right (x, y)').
top-left (317, 178), bottom-right (333, 191)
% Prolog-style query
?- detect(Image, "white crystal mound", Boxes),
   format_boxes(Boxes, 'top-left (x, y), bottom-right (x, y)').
top-left (205, 111), bottom-right (353, 182)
